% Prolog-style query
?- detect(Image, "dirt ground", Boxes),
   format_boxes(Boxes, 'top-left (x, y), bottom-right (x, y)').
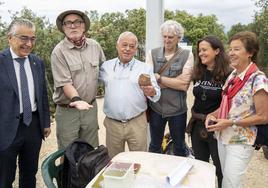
top-left (14, 89), bottom-right (268, 188)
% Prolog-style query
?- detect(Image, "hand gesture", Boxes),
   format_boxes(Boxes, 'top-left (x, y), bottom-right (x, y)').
top-left (69, 100), bottom-right (93, 110)
top-left (140, 85), bottom-right (156, 97)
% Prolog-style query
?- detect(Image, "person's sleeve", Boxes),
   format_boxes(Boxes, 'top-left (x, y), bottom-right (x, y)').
top-left (157, 51), bottom-right (194, 91)
top-left (253, 74), bottom-right (268, 95)
top-left (147, 66), bottom-right (161, 102)
top-left (41, 59), bottom-right (51, 128)
top-left (174, 51), bottom-right (194, 91)
top-left (99, 62), bottom-right (107, 84)
top-left (145, 50), bottom-right (154, 68)
top-left (99, 44), bottom-right (106, 64)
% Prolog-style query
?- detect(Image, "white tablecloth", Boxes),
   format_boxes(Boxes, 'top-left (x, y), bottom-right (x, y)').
top-left (87, 151), bottom-right (216, 188)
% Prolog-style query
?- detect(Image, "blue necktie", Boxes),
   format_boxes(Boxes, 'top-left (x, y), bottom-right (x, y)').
top-left (16, 57), bottom-right (32, 126)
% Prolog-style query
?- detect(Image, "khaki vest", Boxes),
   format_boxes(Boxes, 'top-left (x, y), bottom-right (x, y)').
top-left (150, 47), bottom-right (190, 117)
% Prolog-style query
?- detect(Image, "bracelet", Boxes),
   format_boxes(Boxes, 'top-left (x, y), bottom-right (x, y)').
top-left (207, 114), bottom-right (216, 121)
top-left (70, 96), bottom-right (82, 102)
top-left (232, 119), bottom-right (238, 129)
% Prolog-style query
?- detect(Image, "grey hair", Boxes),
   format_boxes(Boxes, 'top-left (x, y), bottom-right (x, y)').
top-left (7, 18), bottom-right (35, 36)
top-left (160, 20), bottom-right (184, 40)
top-left (117, 31), bottom-right (138, 48)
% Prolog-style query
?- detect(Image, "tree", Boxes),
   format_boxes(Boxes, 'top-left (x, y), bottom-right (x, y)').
top-left (90, 12), bottom-right (128, 59)
top-left (252, 0), bottom-right (268, 72)
top-left (256, 0), bottom-right (268, 9)
top-left (0, 6), bottom-right (229, 110)
top-left (165, 10), bottom-right (226, 45)
top-left (164, 10), bottom-right (226, 57)
top-left (227, 23), bottom-right (251, 40)
top-left (90, 8), bottom-right (226, 61)
top-left (126, 8), bottom-right (146, 60)
top-left (0, 8), bottom-right (63, 112)
top-left (0, 2), bottom-right (8, 50)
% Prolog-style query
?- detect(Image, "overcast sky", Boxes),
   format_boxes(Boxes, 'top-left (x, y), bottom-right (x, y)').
top-left (0, 0), bottom-right (258, 31)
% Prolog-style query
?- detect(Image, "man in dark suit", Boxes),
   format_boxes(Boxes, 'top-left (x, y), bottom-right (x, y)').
top-left (0, 18), bottom-right (51, 188)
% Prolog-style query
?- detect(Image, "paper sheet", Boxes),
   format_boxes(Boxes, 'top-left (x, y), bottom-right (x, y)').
top-left (166, 160), bottom-right (193, 186)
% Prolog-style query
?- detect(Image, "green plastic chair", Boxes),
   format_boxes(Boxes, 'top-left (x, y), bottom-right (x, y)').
top-left (41, 149), bottom-right (65, 188)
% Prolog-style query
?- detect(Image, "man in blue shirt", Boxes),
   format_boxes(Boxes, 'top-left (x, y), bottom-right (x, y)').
top-left (99, 31), bottom-right (160, 158)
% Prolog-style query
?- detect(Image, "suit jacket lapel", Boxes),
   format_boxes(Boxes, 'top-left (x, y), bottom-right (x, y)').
top-left (3, 49), bottom-right (19, 97)
top-left (29, 55), bottom-right (40, 102)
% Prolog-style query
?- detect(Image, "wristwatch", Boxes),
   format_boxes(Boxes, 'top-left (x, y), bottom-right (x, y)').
top-left (157, 76), bottom-right (162, 84)
top-left (232, 119), bottom-right (238, 129)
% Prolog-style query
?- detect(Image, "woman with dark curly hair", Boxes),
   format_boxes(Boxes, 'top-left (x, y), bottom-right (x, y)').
top-left (188, 35), bottom-right (231, 188)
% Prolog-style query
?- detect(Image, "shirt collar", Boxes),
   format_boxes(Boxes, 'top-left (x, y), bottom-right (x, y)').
top-left (235, 62), bottom-right (253, 80)
top-left (117, 57), bottom-right (135, 67)
top-left (9, 47), bottom-right (28, 60)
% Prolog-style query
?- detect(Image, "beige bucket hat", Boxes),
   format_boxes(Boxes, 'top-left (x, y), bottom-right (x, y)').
top-left (56, 10), bottom-right (90, 33)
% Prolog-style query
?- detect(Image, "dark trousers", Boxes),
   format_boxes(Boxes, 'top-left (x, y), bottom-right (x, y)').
top-left (0, 112), bottom-right (42, 188)
top-left (191, 122), bottom-right (223, 188)
top-left (149, 110), bottom-right (187, 156)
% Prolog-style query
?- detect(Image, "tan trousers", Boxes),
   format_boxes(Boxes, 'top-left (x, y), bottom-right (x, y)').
top-left (104, 112), bottom-right (147, 158)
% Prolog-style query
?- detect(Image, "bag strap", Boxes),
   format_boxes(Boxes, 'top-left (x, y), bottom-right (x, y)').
top-left (158, 47), bottom-right (184, 75)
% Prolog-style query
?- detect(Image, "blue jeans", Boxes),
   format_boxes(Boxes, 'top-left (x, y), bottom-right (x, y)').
top-left (149, 110), bottom-right (187, 156)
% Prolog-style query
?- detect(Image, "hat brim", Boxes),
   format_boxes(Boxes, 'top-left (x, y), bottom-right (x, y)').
top-left (56, 10), bottom-right (90, 33)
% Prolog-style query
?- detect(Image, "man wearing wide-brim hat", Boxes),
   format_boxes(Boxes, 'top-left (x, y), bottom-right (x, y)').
top-left (56, 10), bottom-right (90, 33)
top-left (51, 10), bottom-right (106, 150)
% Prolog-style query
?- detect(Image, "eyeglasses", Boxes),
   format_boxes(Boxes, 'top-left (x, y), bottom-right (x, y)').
top-left (14, 35), bottom-right (36, 43)
top-left (63, 19), bottom-right (84, 28)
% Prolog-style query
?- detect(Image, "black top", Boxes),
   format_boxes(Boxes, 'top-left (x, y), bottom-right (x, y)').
top-left (192, 69), bottom-right (224, 114)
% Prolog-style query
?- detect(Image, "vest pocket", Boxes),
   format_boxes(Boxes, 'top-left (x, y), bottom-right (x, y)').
top-left (169, 64), bottom-right (182, 77)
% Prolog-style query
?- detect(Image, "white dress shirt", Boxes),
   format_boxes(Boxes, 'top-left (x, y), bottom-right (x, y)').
top-left (99, 58), bottom-right (160, 120)
top-left (10, 48), bottom-right (37, 113)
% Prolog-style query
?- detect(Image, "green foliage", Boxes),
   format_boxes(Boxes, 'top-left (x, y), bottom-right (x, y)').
top-left (164, 10), bottom-right (226, 58)
top-left (253, 9), bottom-right (268, 72)
top-left (165, 10), bottom-right (226, 45)
top-left (0, 26), bottom-right (8, 50)
top-left (255, 0), bottom-right (268, 9)
top-left (0, 7), bottom-right (63, 113)
top-left (90, 9), bottom-right (146, 60)
top-left (251, 0), bottom-right (268, 73)
top-left (20, 9), bottom-right (63, 113)
top-left (224, 1), bottom-right (268, 73)
top-left (90, 11), bottom-right (128, 59)
top-left (0, 13), bottom-right (8, 50)
top-left (2, 2), bottom-right (268, 111)
top-left (227, 23), bottom-right (251, 40)
top-left (0, 6), bottom-right (231, 111)
top-left (126, 8), bottom-right (146, 60)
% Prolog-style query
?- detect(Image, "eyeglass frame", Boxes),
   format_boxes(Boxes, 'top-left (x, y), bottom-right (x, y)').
top-left (62, 19), bottom-right (85, 28)
top-left (13, 34), bottom-right (36, 44)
